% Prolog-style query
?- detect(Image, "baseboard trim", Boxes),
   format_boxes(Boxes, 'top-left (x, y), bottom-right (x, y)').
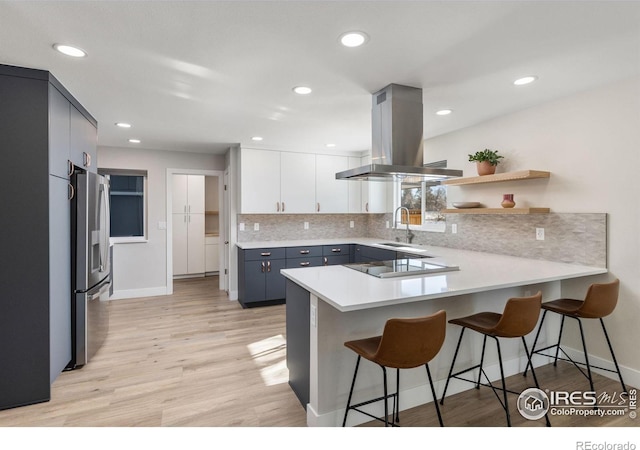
top-left (108, 286), bottom-right (168, 301)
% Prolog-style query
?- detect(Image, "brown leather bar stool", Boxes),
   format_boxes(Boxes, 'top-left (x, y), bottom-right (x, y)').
top-left (440, 292), bottom-right (550, 427)
top-left (525, 279), bottom-right (626, 394)
top-left (342, 310), bottom-right (446, 427)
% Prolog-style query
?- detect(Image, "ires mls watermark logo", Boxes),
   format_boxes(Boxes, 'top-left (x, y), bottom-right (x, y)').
top-left (517, 387), bottom-right (637, 420)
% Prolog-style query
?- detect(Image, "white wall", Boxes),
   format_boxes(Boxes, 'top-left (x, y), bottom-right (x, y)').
top-left (98, 146), bottom-right (225, 299)
top-left (425, 77), bottom-right (640, 376)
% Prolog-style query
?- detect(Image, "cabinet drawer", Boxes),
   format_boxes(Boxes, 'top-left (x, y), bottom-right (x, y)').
top-left (359, 245), bottom-right (397, 262)
top-left (323, 254), bottom-right (350, 266)
top-left (322, 244), bottom-right (351, 256)
top-left (205, 236), bottom-right (219, 245)
top-left (243, 247), bottom-right (286, 261)
top-left (285, 257), bottom-right (323, 268)
top-left (286, 246), bottom-right (322, 259)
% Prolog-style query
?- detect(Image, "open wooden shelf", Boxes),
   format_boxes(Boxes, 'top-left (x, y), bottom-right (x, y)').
top-left (205, 210), bottom-right (219, 215)
top-left (442, 170), bottom-right (550, 186)
top-left (442, 207), bottom-right (550, 215)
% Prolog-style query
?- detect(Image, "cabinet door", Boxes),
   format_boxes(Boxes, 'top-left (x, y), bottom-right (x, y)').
top-left (187, 213), bottom-right (205, 273)
top-left (187, 175), bottom-right (205, 214)
top-left (240, 148), bottom-right (281, 213)
top-left (244, 260), bottom-right (267, 303)
top-left (49, 175), bottom-right (71, 382)
top-left (361, 154), bottom-right (391, 213)
top-left (48, 87), bottom-right (70, 179)
top-left (280, 152), bottom-right (315, 213)
top-left (172, 174), bottom-right (188, 214)
top-left (172, 214), bottom-right (188, 275)
top-left (315, 154), bottom-right (348, 213)
top-left (69, 105), bottom-right (97, 173)
top-left (265, 259), bottom-right (286, 301)
top-left (348, 156), bottom-right (362, 213)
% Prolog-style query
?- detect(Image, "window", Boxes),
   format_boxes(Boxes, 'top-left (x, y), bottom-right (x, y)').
top-left (99, 168), bottom-right (148, 242)
top-left (399, 182), bottom-right (447, 232)
top-left (395, 161), bottom-right (449, 233)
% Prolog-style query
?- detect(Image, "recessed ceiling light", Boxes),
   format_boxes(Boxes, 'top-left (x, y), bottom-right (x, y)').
top-left (251, 136), bottom-right (263, 141)
top-left (339, 31), bottom-right (368, 48)
top-left (53, 44), bottom-right (87, 58)
top-left (436, 109), bottom-right (453, 116)
top-left (325, 143), bottom-right (336, 148)
top-left (514, 76), bottom-right (538, 86)
top-left (293, 86), bottom-right (312, 95)
top-left (115, 122), bottom-right (132, 128)
top-left (128, 139), bottom-right (141, 144)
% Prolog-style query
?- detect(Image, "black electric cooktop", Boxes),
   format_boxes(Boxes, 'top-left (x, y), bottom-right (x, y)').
top-left (343, 258), bottom-right (459, 278)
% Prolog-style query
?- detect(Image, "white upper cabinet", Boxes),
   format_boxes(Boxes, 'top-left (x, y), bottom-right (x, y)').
top-left (361, 154), bottom-right (392, 213)
top-left (348, 156), bottom-right (362, 213)
top-left (240, 148), bottom-right (281, 213)
top-left (173, 174), bottom-right (205, 214)
top-left (280, 152), bottom-right (316, 213)
top-left (315, 154), bottom-right (348, 213)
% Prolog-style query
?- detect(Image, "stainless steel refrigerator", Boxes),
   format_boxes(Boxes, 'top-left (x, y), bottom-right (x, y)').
top-left (68, 170), bottom-right (111, 369)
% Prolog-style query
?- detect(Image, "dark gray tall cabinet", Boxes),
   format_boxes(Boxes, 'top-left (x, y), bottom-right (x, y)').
top-left (0, 64), bottom-right (97, 410)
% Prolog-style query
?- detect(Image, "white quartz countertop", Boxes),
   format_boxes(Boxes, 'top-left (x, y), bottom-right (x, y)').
top-left (278, 242), bottom-right (606, 312)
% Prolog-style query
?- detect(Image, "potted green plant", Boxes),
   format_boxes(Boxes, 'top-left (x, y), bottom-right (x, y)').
top-left (468, 149), bottom-right (504, 176)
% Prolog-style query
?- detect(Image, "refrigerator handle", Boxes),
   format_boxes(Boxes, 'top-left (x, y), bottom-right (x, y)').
top-left (98, 183), bottom-right (110, 272)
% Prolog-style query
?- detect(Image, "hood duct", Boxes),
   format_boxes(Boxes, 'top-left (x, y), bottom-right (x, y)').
top-left (335, 83), bottom-right (462, 182)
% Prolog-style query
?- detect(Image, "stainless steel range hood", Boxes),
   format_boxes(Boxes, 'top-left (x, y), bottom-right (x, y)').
top-left (336, 84), bottom-right (462, 182)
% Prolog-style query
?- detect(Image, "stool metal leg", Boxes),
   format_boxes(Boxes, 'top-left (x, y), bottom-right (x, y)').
top-left (525, 310), bottom-right (548, 376)
top-left (395, 368), bottom-right (400, 423)
top-left (577, 319), bottom-right (595, 394)
top-left (382, 366), bottom-right (389, 427)
top-left (477, 335), bottom-right (488, 389)
top-left (600, 318), bottom-right (627, 394)
top-left (522, 337), bottom-right (551, 427)
top-left (554, 315), bottom-right (566, 366)
top-left (342, 355), bottom-right (361, 427)
top-left (425, 363), bottom-right (444, 427)
top-left (440, 327), bottom-right (466, 405)
top-left (494, 337), bottom-right (511, 427)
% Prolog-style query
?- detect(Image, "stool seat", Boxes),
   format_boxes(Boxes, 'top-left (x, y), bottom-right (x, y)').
top-left (449, 312), bottom-right (502, 335)
top-left (342, 310), bottom-right (446, 427)
top-left (344, 336), bottom-right (382, 360)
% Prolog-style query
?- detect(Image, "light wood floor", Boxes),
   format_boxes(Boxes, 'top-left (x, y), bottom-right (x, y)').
top-left (0, 276), bottom-right (635, 427)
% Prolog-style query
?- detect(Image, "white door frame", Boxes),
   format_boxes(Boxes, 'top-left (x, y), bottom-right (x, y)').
top-left (166, 168), bottom-right (224, 295)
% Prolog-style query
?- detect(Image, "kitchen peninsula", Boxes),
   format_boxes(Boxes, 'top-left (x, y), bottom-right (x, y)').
top-left (277, 240), bottom-right (607, 427)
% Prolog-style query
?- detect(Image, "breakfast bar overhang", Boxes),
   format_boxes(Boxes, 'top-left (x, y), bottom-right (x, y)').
top-left (281, 244), bottom-right (607, 427)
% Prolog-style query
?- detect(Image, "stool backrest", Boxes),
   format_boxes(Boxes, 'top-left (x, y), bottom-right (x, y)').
top-left (493, 291), bottom-right (542, 337)
top-left (578, 278), bottom-right (619, 318)
top-left (374, 310), bottom-right (446, 369)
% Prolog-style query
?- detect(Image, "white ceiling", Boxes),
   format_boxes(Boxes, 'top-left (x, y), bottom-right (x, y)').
top-left (1, 1), bottom-right (639, 155)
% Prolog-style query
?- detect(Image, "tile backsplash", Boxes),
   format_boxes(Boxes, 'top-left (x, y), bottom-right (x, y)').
top-left (237, 212), bottom-right (607, 268)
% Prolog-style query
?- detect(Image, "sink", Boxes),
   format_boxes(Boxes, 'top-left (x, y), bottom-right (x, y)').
top-left (377, 242), bottom-right (409, 248)
top-left (377, 242), bottom-right (427, 253)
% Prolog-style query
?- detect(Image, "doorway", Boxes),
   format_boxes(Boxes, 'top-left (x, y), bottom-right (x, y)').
top-left (166, 168), bottom-right (224, 296)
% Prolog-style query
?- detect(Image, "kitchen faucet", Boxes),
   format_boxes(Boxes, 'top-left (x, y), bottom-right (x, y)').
top-left (394, 206), bottom-right (415, 244)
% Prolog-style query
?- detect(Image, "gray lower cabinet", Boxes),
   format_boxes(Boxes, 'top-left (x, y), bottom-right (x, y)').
top-left (285, 279), bottom-right (311, 409)
top-left (238, 248), bottom-right (287, 308)
top-left (354, 244), bottom-right (397, 262)
top-left (0, 64), bottom-right (97, 410)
